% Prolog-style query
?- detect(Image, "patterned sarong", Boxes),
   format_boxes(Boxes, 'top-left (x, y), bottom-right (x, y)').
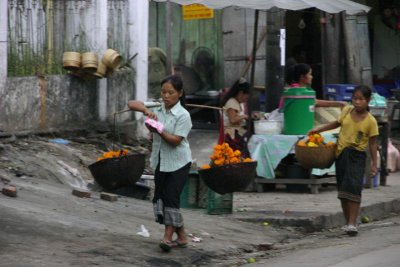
top-left (152, 162), bottom-right (191, 227)
top-left (335, 147), bottom-right (366, 203)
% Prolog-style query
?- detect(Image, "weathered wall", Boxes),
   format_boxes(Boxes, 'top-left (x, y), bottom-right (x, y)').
top-left (1, 0), bottom-right (148, 138)
top-left (0, 1), bottom-right (7, 94)
top-left (0, 75), bottom-right (97, 132)
top-left (222, 7), bottom-right (267, 88)
top-left (106, 68), bottom-right (136, 123)
top-left (0, 68), bottom-right (136, 133)
top-left (149, 2), bottom-right (224, 94)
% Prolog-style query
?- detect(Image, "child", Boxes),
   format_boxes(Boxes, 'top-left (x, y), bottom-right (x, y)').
top-left (128, 75), bottom-right (192, 252)
top-left (220, 78), bottom-right (250, 157)
top-left (308, 85), bottom-right (379, 236)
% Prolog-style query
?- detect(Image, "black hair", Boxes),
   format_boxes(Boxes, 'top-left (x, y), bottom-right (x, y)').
top-left (221, 78), bottom-right (250, 106)
top-left (160, 75), bottom-right (186, 107)
top-left (352, 85), bottom-right (372, 99)
top-left (352, 85), bottom-right (372, 111)
top-left (285, 63), bottom-right (311, 85)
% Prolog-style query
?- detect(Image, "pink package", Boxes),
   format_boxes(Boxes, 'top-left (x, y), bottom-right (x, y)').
top-left (144, 118), bottom-right (164, 134)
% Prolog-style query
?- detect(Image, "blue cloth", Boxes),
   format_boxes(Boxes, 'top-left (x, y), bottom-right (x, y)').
top-left (49, 138), bottom-right (70, 145)
top-left (248, 133), bottom-right (337, 179)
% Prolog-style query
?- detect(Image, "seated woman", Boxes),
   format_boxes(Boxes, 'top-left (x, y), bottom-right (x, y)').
top-left (220, 78), bottom-right (250, 157)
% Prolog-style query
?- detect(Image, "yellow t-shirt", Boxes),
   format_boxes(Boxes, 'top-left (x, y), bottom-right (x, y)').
top-left (336, 106), bottom-right (379, 156)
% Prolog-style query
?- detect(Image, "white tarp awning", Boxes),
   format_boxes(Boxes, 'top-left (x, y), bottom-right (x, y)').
top-left (152, 0), bottom-right (371, 15)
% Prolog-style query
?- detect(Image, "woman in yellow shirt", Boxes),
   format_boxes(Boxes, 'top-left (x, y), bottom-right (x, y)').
top-left (309, 85), bottom-right (379, 236)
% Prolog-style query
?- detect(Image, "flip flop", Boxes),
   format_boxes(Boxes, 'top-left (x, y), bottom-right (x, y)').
top-left (159, 240), bottom-right (172, 252)
top-left (172, 240), bottom-right (188, 248)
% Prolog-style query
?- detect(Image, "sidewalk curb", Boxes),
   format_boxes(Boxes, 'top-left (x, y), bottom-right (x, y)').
top-left (234, 198), bottom-right (400, 232)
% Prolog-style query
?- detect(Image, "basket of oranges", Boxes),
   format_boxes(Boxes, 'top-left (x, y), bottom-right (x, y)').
top-left (198, 143), bottom-right (257, 194)
top-left (295, 133), bottom-right (337, 169)
top-left (88, 149), bottom-right (145, 190)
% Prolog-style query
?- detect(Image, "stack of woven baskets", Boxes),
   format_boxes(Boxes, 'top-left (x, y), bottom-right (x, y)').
top-left (62, 48), bottom-right (122, 79)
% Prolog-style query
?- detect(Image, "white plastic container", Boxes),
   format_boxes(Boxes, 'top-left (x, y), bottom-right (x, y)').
top-left (254, 120), bottom-right (282, 135)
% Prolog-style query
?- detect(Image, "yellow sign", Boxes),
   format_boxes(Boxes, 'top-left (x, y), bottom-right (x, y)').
top-left (182, 4), bottom-right (214, 20)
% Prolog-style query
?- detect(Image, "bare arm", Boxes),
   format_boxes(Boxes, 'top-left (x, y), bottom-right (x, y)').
top-left (316, 99), bottom-right (347, 109)
top-left (128, 100), bottom-right (183, 147)
top-left (226, 108), bottom-right (248, 125)
top-left (309, 120), bottom-right (340, 135)
top-left (127, 100), bottom-right (157, 119)
top-left (369, 136), bottom-right (378, 177)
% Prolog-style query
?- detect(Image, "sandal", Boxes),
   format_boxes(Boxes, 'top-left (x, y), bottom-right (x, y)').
top-left (172, 239), bottom-right (188, 248)
top-left (159, 240), bottom-right (173, 252)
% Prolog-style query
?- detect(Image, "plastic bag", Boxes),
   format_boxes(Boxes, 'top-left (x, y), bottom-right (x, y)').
top-left (267, 108), bottom-right (283, 121)
top-left (369, 93), bottom-right (387, 107)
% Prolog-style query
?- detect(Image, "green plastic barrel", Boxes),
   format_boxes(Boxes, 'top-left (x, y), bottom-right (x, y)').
top-left (283, 87), bottom-right (316, 135)
top-left (180, 171), bottom-right (201, 209)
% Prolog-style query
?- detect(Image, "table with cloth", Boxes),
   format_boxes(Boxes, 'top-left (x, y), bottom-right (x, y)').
top-left (247, 133), bottom-right (337, 193)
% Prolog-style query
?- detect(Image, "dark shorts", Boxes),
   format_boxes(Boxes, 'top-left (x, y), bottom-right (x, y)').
top-left (335, 147), bottom-right (366, 203)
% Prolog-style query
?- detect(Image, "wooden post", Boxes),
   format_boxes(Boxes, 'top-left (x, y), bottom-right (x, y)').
top-left (379, 121), bottom-right (389, 186)
top-left (96, 0), bottom-right (108, 121)
top-left (248, 9), bottom-right (260, 133)
top-left (46, 0), bottom-right (54, 72)
top-left (165, 0), bottom-right (173, 75)
top-left (320, 11), bottom-right (326, 87)
top-left (265, 8), bottom-right (285, 112)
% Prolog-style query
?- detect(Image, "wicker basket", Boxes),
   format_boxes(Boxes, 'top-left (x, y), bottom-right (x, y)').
top-left (295, 143), bottom-right (337, 169)
top-left (198, 161), bottom-right (257, 195)
top-left (88, 154), bottom-right (145, 190)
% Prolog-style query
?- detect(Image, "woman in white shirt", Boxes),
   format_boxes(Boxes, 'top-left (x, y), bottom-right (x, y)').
top-left (128, 75), bottom-right (192, 252)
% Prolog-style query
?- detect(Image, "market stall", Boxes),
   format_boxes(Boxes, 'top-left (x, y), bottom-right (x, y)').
top-left (152, 0), bottom-right (375, 196)
top-left (248, 131), bottom-right (337, 194)
top-left (248, 93), bottom-right (390, 194)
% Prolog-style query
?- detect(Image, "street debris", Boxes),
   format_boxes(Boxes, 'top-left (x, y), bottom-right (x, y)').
top-left (247, 257), bottom-right (256, 263)
top-left (257, 243), bottom-right (274, 251)
top-left (72, 188), bottom-right (91, 198)
top-left (361, 215), bottom-right (370, 223)
top-left (100, 192), bottom-right (118, 202)
top-left (282, 208), bottom-right (291, 214)
top-left (49, 138), bottom-right (70, 145)
top-left (188, 233), bottom-right (202, 242)
top-left (136, 224), bottom-right (150, 237)
top-left (2, 185), bottom-right (17, 197)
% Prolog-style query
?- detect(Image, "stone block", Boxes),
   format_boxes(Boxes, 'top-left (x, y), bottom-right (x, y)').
top-left (2, 185), bottom-right (17, 197)
top-left (72, 188), bottom-right (91, 198)
top-left (100, 192), bottom-right (118, 202)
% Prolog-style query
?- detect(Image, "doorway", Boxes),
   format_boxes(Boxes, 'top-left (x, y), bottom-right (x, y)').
top-left (285, 8), bottom-right (323, 99)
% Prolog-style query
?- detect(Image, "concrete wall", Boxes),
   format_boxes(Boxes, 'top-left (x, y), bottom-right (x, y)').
top-left (0, 69), bottom-right (137, 133)
top-left (0, 1), bottom-right (7, 94)
top-left (0, 0), bottom-right (149, 138)
top-left (0, 75), bottom-right (97, 132)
